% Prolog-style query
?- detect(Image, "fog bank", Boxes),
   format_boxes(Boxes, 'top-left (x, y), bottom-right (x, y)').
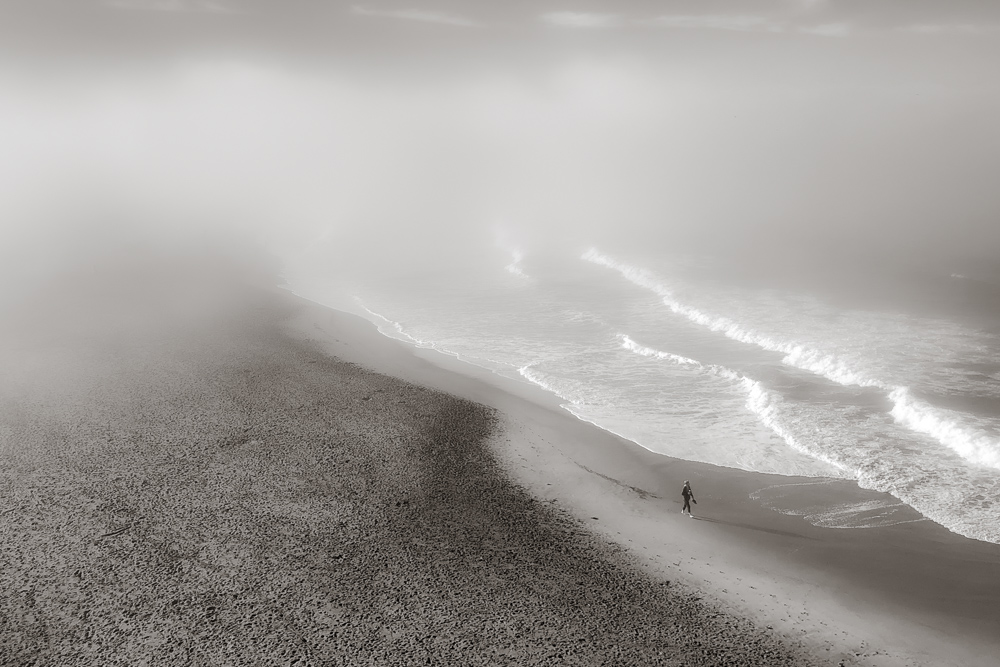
top-left (3, 2), bottom-right (999, 293)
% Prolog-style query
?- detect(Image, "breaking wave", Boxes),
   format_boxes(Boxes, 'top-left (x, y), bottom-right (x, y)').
top-left (890, 387), bottom-right (1000, 469)
top-left (505, 249), bottom-right (529, 279)
top-left (588, 249), bottom-right (1000, 473)
top-left (618, 334), bottom-right (701, 368)
top-left (619, 334), bottom-right (850, 475)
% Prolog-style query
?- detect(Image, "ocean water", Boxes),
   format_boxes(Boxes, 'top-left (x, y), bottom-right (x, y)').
top-left (287, 244), bottom-right (1000, 545)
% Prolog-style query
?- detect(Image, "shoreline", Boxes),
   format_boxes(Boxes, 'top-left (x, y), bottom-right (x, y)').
top-left (286, 289), bottom-right (1000, 666)
top-left (0, 265), bottom-right (824, 665)
top-left (2, 263), bottom-right (997, 665)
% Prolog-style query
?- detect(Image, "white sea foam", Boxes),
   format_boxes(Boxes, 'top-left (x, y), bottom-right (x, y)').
top-left (582, 247), bottom-right (672, 298)
top-left (355, 298), bottom-right (522, 376)
top-left (519, 361), bottom-right (731, 468)
top-left (889, 387), bottom-right (1000, 470)
top-left (588, 249), bottom-right (1000, 473)
top-left (801, 502), bottom-right (927, 529)
top-left (583, 248), bottom-right (884, 387)
top-left (619, 333), bottom-right (851, 475)
top-left (563, 310), bottom-right (607, 326)
top-left (585, 249), bottom-right (883, 387)
top-left (619, 334), bottom-right (700, 367)
top-left (505, 248), bottom-right (529, 278)
top-left (518, 363), bottom-right (562, 397)
top-left (750, 482), bottom-right (928, 529)
top-left (355, 299), bottom-right (433, 348)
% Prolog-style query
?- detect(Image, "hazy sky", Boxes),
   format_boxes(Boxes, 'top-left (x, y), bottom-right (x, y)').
top-left (2, 0), bottom-right (999, 278)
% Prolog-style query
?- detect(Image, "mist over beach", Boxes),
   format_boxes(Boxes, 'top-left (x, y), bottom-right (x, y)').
top-left (4, 2), bottom-right (1000, 279)
top-left (2, 1), bottom-right (1000, 665)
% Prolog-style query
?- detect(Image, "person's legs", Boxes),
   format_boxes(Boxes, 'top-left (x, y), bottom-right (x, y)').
top-left (682, 498), bottom-right (690, 514)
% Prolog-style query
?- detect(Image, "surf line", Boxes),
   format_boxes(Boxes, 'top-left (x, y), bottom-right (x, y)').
top-left (585, 248), bottom-right (1000, 473)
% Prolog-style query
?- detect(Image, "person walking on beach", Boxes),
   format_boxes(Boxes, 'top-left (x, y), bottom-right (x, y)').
top-left (681, 481), bottom-right (696, 516)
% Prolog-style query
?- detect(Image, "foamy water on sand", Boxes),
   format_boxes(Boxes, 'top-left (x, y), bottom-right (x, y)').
top-left (288, 244), bottom-right (1000, 545)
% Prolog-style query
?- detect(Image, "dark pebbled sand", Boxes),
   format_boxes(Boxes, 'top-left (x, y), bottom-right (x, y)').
top-left (1, 264), bottom-right (819, 665)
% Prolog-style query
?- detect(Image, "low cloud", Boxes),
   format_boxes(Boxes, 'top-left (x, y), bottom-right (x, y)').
top-left (351, 5), bottom-right (480, 27)
top-left (787, 0), bottom-right (827, 11)
top-left (540, 12), bottom-right (622, 29)
top-left (649, 14), bottom-right (782, 33)
top-left (103, 0), bottom-right (237, 13)
top-left (897, 23), bottom-right (999, 35)
top-left (798, 22), bottom-right (851, 37)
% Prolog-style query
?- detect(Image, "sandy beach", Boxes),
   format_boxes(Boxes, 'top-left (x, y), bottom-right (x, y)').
top-left (1, 259), bottom-right (998, 665)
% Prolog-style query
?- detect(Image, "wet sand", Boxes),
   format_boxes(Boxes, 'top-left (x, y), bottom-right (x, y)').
top-left (3, 261), bottom-right (819, 665)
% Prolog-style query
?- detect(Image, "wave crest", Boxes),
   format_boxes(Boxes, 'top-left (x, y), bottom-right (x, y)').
top-left (889, 387), bottom-right (1000, 470)
top-left (505, 248), bottom-right (529, 278)
top-left (590, 249), bottom-right (1000, 473)
top-left (618, 333), bottom-right (849, 474)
